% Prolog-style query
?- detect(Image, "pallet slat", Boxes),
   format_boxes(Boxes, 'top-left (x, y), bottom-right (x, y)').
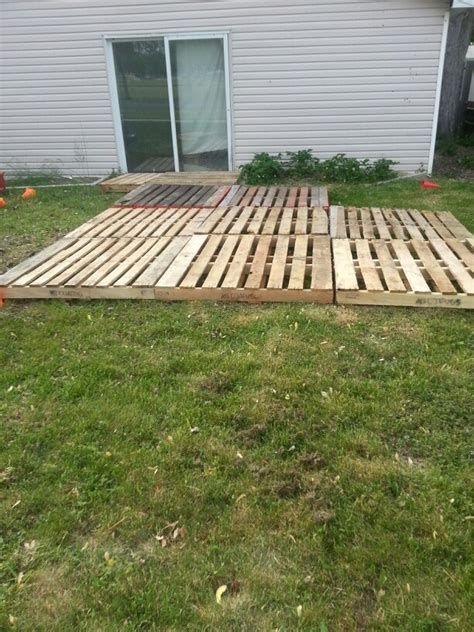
top-left (335, 238), bottom-right (474, 308)
top-left (329, 206), bottom-right (472, 241)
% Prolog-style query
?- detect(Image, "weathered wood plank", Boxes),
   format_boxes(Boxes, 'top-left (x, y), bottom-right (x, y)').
top-left (333, 239), bottom-right (358, 290)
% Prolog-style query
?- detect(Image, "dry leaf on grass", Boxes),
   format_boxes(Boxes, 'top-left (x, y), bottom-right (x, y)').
top-left (215, 584), bottom-right (227, 604)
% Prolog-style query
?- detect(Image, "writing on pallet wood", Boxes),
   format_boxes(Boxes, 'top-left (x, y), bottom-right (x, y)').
top-left (333, 238), bottom-right (474, 309)
top-left (0, 234), bottom-right (334, 304)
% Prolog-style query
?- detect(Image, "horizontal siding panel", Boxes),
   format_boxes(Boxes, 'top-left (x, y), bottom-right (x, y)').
top-left (2, 28), bottom-right (439, 44)
top-left (2, 61), bottom-right (439, 74)
top-left (2, 49), bottom-right (441, 61)
top-left (0, 114), bottom-right (433, 127)
top-left (231, 68), bottom-right (439, 79)
top-left (234, 124), bottom-right (433, 132)
top-left (0, 0), bottom-right (448, 175)
top-left (1, 1), bottom-right (445, 18)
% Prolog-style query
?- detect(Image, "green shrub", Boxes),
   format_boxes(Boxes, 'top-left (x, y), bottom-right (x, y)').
top-left (238, 152), bottom-right (285, 185)
top-left (239, 150), bottom-right (397, 184)
top-left (321, 153), bottom-right (367, 183)
top-left (285, 149), bottom-right (320, 179)
top-left (367, 158), bottom-right (399, 182)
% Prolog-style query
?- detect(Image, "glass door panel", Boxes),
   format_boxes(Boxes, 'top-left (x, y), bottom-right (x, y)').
top-left (112, 39), bottom-right (175, 172)
top-left (168, 38), bottom-right (229, 171)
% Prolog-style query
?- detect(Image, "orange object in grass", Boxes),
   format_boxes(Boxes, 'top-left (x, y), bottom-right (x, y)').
top-left (0, 197), bottom-right (6, 208)
top-left (420, 180), bottom-right (441, 190)
top-left (21, 187), bottom-right (37, 199)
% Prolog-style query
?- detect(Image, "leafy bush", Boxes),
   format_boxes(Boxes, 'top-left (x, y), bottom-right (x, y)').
top-left (238, 152), bottom-right (285, 185)
top-left (239, 150), bottom-right (397, 184)
top-left (285, 149), bottom-right (320, 179)
top-left (320, 154), bottom-right (368, 183)
top-left (368, 158), bottom-right (399, 182)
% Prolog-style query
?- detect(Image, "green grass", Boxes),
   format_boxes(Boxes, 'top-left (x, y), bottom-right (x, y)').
top-left (0, 178), bottom-right (473, 630)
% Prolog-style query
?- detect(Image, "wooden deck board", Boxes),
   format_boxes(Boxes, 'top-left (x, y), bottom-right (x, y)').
top-left (100, 171), bottom-right (240, 192)
top-left (334, 238), bottom-right (474, 309)
top-left (1, 199), bottom-right (472, 309)
top-left (112, 183), bottom-right (330, 210)
top-left (330, 206), bottom-right (472, 241)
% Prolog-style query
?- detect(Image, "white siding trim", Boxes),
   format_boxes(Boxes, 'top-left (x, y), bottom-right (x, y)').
top-left (428, 9), bottom-right (450, 175)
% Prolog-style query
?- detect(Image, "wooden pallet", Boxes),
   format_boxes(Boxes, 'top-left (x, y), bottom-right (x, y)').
top-left (115, 184), bottom-right (231, 209)
top-left (333, 238), bottom-right (474, 308)
top-left (330, 206), bottom-right (472, 241)
top-left (57, 205), bottom-right (330, 240)
top-left (64, 206), bottom-right (216, 240)
top-left (114, 184), bottom-right (330, 210)
top-left (100, 171), bottom-right (240, 192)
top-left (2, 202), bottom-right (472, 308)
top-left (0, 234), bottom-right (333, 303)
top-left (217, 185), bottom-right (329, 209)
top-left (194, 205), bottom-right (329, 235)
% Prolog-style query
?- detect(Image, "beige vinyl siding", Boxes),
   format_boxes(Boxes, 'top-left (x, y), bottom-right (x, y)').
top-left (0, 0), bottom-right (449, 175)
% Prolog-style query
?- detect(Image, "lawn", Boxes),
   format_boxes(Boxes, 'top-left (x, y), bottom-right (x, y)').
top-left (0, 177), bottom-right (473, 630)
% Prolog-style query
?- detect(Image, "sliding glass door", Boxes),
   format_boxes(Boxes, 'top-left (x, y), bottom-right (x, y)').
top-left (112, 39), bottom-right (175, 172)
top-left (110, 35), bottom-right (231, 173)
top-left (168, 37), bottom-right (229, 171)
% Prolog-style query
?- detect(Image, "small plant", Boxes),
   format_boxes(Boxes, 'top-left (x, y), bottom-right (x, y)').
top-left (239, 150), bottom-right (397, 184)
top-left (366, 158), bottom-right (399, 182)
top-left (321, 153), bottom-right (367, 183)
top-left (285, 149), bottom-right (320, 179)
top-left (238, 152), bottom-right (285, 185)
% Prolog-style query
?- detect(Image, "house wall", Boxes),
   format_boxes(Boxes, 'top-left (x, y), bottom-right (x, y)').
top-left (0, 0), bottom-right (449, 176)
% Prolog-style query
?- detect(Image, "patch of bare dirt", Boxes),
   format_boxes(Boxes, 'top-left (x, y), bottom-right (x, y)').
top-left (433, 147), bottom-right (474, 180)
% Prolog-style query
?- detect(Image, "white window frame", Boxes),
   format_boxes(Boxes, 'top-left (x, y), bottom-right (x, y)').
top-left (104, 33), bottom-right (233, 173)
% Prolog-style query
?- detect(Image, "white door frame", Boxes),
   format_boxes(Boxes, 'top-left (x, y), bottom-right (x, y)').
top-left (104, 33), bottom-right (232, 173)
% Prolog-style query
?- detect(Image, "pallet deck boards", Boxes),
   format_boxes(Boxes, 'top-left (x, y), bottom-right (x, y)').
top-left (100, 171), bottom-right (240, 192)
top-left (216, 185), bottom-right (329, 209)
top-left (114, 184), bottom-right (330, 210)
top-left (195, 206), bottom-right (329, 235)
top-left (56, 205), bottom-right (330, 240)
top-left (116, 184), bottom-right (229, 209)
top-left (0, 234), bottom-right (334, 303)
top-left (1, 203), bottom-right (472, 308)
top-left (330, 206), bottom-right (472, 241)
top-left (334, 238), bottom-right (474, 308)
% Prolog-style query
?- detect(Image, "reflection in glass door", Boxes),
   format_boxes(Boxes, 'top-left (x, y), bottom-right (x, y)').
top-left (168, 37), bottom-right (229, 172)
top-left (110, 35), bottom-right (231, 173)
top-left (112, 39), bottom-right (175, 172)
